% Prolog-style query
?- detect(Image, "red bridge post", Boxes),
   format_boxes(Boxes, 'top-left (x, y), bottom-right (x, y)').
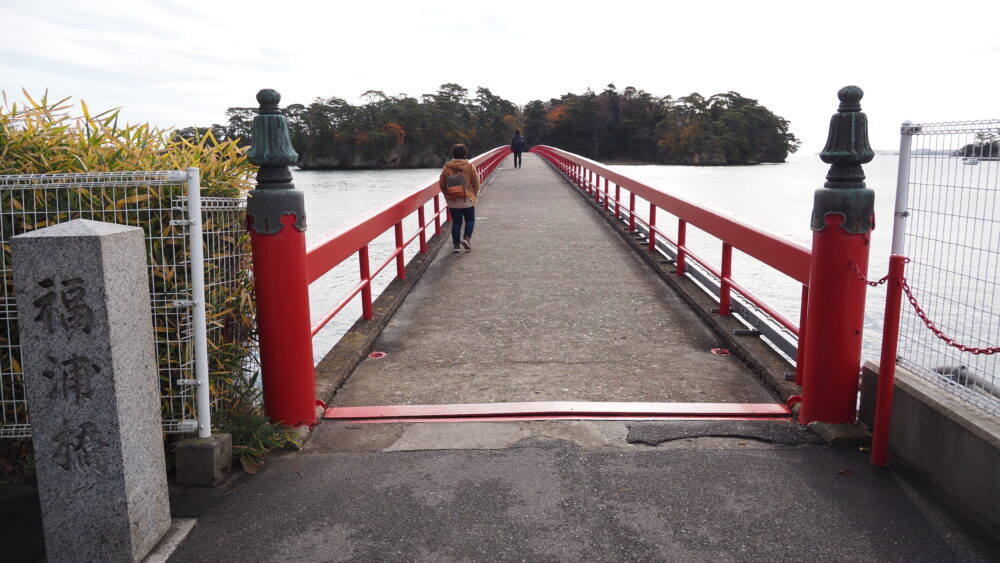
top-left (246, 89), bottom-right (317, 427)
top-left (799, 86), bottom-right (876, 425)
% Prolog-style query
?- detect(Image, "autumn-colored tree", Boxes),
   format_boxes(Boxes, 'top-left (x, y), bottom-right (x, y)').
top-left (205, 84), bottom-right (799, 168)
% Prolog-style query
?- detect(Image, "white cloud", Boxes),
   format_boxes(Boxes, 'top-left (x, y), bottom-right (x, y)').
top-left (3, 0), bottom-right (999, 152)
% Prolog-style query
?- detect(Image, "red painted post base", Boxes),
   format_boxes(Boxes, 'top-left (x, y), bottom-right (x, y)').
top-left (250, 215), bottom-right (317, 427)
top-left (799, 214), bottom-right (870, 425)
top-left (871, 255), bottom-right (907, 466)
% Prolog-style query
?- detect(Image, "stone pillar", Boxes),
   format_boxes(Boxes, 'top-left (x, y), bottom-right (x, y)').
top-left (13, 219), bottom-right (170, 562)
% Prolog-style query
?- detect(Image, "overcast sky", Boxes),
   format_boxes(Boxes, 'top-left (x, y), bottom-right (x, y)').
top-left (2, 0), bottom-right (998, 154)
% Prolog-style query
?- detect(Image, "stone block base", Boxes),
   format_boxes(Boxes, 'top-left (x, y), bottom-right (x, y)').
top-left (807, 422), bottom-right (872, 447)
top-left (175, 434), bottom-right (232, 487)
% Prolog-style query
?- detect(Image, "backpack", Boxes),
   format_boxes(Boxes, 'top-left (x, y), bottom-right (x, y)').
top-left (512, 135), bottom-right (525, 151)
top-left (444, 170), bottom-right (468, 200)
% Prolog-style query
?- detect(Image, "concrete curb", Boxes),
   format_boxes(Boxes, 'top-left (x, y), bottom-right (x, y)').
top-left (537, 160), bottom-right (802, 407)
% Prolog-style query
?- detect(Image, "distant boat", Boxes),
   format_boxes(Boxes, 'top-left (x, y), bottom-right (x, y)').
top-left (963, 157), bottom-right (980, 165)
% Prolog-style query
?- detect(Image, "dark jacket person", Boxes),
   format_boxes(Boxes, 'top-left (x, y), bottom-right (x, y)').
top-left (511, 130), bottom-right (526, 168)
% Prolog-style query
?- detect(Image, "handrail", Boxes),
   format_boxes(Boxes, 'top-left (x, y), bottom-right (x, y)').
top-left (532, 146), bottom-right (811, 284)
top-left (531, 145), bottom-right (810, 357)
top-left (307, 146), bottom-right (511, 336)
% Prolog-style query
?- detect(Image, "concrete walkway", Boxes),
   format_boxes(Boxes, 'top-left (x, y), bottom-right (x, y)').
top-left (167, 425), bottom-right (1000, 561)
top-left (331, 152), bottom-right (774, 408)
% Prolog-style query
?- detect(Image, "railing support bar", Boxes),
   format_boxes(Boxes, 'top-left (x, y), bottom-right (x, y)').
top-left (359, 245), bottom-right (373, 320)
top-left (720, 243), bottom-right (733, 315)
top-left (676, 220), bottom-right (687, 276)
top-left (417, 207), bottom-right (427, 254)
top-left (394, 222), bottom-right (405, 280)
top-left (648, 204), bottom-right (657, 251)
top-left (629, 193), bottom-right (637, 232)
top-left (434, 195), bottom-right (441, 236)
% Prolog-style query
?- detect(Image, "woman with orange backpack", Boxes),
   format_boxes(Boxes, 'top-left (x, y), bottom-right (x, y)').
top-left (439, 143), bottom-right (481, 253)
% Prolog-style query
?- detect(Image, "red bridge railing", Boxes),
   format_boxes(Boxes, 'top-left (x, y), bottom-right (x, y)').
top-left (530, 145), bottom-right (812, 382)
top-left (306, 146), bottom-right (510, 336)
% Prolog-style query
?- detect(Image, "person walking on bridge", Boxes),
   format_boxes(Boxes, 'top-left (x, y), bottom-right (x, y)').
top-left (440, 143), bottom-right (481, 253)
top-left (511, 130), bottom-right (526, 168)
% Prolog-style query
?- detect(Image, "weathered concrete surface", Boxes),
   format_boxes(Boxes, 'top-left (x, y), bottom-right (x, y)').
top-left (166, 420), bottom-right (1000, 562)
top-left (330, 153), bottom-right (776, 407)
top-left (860, 361), bottom-right (1000, 539)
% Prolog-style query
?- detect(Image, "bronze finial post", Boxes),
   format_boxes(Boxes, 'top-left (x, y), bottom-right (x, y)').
top-left (246, 89), bottom-right (316, 427)
top-left (799, 86), bottom-right (876, 425)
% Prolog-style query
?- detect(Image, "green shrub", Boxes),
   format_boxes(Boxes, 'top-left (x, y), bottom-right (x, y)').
top-left (0, 90), bottom-right (294, 473)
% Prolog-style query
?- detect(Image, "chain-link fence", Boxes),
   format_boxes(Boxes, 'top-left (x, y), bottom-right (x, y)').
top-left (0, 171), bottom-right (249, 437)
top-left (896, 120), bottom-right (1000, 416)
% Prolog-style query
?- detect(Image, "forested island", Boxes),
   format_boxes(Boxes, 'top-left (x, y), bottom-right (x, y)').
top-left (954, 132), bottom-right (999, 159)
top-left (179, 84), bottom-right (800, 168)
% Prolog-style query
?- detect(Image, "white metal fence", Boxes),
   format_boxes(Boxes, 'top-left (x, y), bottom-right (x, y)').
top-left (895, 120), bottom-right (1000, 416)
top-left (0, 170), bottom-right (249, 438)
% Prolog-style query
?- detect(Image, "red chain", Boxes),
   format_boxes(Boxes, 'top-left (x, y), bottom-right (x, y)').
top-left (849, 260), bottom-right (1000, 355)
top-left (849, 260), bottom-right (890, 286)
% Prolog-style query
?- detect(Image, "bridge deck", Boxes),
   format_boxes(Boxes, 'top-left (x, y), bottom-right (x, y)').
top-left (330, 152), bottom-right (777, 410)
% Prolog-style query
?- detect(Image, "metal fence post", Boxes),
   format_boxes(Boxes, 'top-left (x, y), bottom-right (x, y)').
top-left (185, 167), bottom-right (212, 438)
top-left (246, 89), bottom-right (316, 427)
top-left (870, 122), bottom-right (919, 465)
top-left (799, 86), bottom-right (876, 425)
top-left (892, 122), bottom-right (918, 255)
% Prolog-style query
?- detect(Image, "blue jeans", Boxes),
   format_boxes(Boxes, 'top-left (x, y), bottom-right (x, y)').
top-left (449, 207), bottom-right (475, 243)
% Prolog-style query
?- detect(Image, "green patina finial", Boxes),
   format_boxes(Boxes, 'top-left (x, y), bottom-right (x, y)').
top-left (811, 86), bottom-right (876, 234)
top-left (256, 89), bottom-right (281, 112)
top-left (836, 85), bottom-right (864, 112)
top-left (247, 88), bottom-right (298, 167)
top-left (819, 85), bottom-right (874, 189)
top-left (246, 88), bottom-right (306, 234)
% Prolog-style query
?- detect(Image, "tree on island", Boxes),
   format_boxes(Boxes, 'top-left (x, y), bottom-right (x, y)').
top-left (954, 132), bottom-right (999, 159)
top-left (197, 84), bottom-right (800, 168)
top-left (532, 86), bottom-right (800, 165)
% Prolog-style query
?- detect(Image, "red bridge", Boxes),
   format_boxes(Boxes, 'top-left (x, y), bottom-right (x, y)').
top-left (245, 87), bottom-right (899, 463)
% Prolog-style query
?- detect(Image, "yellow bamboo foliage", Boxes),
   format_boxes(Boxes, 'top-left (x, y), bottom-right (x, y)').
top-left (0, 91), bottom-right (286, 467)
